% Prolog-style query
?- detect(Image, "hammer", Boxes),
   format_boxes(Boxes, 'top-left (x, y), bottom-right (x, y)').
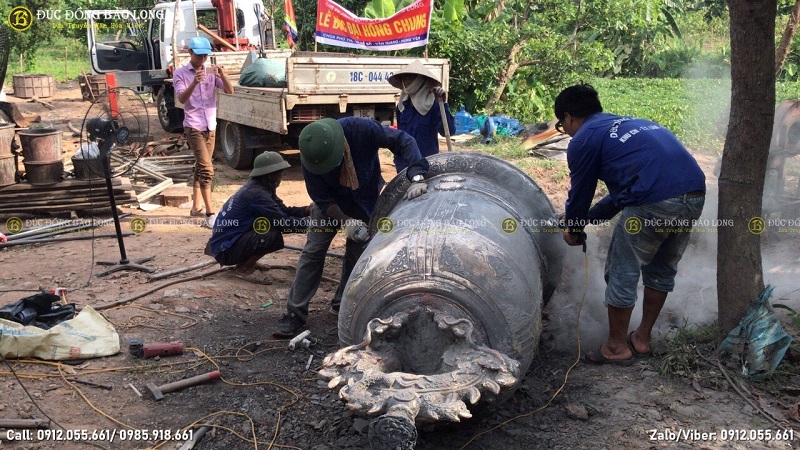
top-left (146, 370), bottom-right (221, 401)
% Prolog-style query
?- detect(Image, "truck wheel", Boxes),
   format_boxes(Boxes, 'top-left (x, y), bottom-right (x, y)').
top-left (218, 120), bottom-right (254, 169)
top-left (156, 89), bottom-right (184, 133)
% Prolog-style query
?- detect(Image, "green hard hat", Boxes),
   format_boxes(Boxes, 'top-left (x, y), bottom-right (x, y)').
top-left (298, 118), bottom-right (344, 175)
top-left (250, 151), bottom-right (291, 178)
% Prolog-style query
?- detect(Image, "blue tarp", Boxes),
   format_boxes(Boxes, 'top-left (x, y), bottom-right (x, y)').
top-left (719, 285), bottom-right (793, 378)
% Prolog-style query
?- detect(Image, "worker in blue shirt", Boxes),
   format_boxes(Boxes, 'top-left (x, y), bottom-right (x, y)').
top-left (274, 117), bottom-right (430, 337)
top-left (555, 84), bottom-right (706, 365)
top-left (388, 60), bottom-right (455, 172)
top-left (205, 152), bottom-right (310, 282)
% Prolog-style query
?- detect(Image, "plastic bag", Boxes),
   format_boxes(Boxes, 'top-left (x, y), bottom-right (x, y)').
top-left (719, 285), bottom-right (793, 378)
top-left (239, 58), bottom-right (287, 88)
top-left (0, 306), bottom-right (120, 360)
top-left (0, 292), bottom-right (74, 329)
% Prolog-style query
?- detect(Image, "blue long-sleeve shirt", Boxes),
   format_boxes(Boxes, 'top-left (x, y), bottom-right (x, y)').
top-left (302, 117), bottom-right (429, 218)
top-left (565, 113), bottom-right (706, 229)
top-left (394, 100), bottom-right (455, 172)
top-left (208, 179), bottom-right (309, 256)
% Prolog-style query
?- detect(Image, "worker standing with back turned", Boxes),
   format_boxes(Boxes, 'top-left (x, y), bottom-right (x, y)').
top-left (173, 36), bottom-right (234, 229)
top-left (555, 83), bottom-right (705, 365)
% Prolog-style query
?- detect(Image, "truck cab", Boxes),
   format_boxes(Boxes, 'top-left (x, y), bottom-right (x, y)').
top-left (87, 0), bottom-right (268, 132)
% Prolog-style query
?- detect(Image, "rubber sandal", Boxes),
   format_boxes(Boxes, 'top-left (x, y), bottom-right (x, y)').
top-left (627, 331), bottom-right (655, 358)
top-left (190, 208), bottom-right (205, 217)
top-left (233, 271), bottom-right (272, 285)
top-left (253, 262), bottom-right (271, 272)
top-left (584, 347), bottom-right (635, 366)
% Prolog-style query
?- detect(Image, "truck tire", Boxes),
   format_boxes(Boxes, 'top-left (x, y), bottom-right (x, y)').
top-left (218, 120), bottom-right (254, 169)
top-left (156, 88), bottom-right (184, 133)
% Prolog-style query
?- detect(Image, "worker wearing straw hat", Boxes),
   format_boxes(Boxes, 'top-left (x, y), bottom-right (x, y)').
top-left (388, 60), bottom-right (455, 172)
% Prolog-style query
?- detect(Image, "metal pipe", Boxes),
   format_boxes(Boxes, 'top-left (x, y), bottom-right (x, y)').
top-left (0, 233), bottom-right (134, 248)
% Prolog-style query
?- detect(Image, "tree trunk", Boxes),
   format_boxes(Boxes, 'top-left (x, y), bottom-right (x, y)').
top-left (484, 41), bottom-right (524, 115)
top-left (717, 0), bottom-right (777, 341)
top-left (776, 0), bottom-right (800, 74)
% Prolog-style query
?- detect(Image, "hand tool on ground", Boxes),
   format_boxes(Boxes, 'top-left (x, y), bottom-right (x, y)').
top-left (66, 378), bottom-right (113, 390)
top-left (126, 337), bottom-right (185, 358)
top-left (288, 330), bottom-right (311, 350)
top-left (146, 370), bottom-right (221, 401)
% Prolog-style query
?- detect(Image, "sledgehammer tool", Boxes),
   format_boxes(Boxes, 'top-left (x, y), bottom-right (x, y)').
top-left (146, 370), bottom-right (221, 401)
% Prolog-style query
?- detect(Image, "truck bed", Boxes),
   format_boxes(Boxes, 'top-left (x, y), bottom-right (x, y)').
top-left (216, 53), bottom-right (450, 134)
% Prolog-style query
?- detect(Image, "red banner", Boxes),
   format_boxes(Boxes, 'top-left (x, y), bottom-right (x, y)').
top-left (315, 0), bottom-right (433, 51)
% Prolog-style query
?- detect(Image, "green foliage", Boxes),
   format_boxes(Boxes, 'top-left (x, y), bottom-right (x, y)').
top-left (363, 0), bottom-right (395, 19)
top-left (6, 0), bottom-right (60, 70)
top-left (442, 0), bottom-right (464, 23)
top-left (657, 321), bottom-right (718, 378)
top-left (593, 78), bottom-right (800, 154)
top-left (7, 36), bottom-right (91, 82)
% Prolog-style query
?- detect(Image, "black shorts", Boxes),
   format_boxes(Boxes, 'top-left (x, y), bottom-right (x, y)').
top-left (211, 229), bottom-right (283, 266)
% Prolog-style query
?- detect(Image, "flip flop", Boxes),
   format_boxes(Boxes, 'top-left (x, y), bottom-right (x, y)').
top-left (189, 208), bottom-right (205, 217)
top-left (627, 331), bottom-right (655, 358)
top-left (584, 347), bottom-right (635, 366)
top-left (253, 262), bottom-right (271, 272)
top-left (233, 271), bottom-right (272, 285)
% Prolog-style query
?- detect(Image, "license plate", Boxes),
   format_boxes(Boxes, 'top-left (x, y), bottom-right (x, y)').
top-left (353, 106), bottom-right (375, 119)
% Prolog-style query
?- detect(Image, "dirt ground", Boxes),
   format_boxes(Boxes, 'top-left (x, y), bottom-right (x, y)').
top-left (0, 84), bottom-right (799, 450)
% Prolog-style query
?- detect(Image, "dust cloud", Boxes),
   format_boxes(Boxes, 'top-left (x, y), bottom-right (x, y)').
top-left (543, 181), bottom-right (800, 355)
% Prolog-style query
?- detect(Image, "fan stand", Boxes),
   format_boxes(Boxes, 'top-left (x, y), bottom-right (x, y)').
top-left (95, 138), bottom-right (155, 277)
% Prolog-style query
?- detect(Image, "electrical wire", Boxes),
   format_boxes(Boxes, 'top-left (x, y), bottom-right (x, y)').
top-left (0, 331), bottom-right (110, 450)
top-left (458, 250), bottom-right (590, 450)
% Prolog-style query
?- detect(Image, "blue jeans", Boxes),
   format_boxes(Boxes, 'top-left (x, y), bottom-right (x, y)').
top-left (286, 204), bottom-right (367, 323)
top-left (604, 193), bottom-right (705, 308)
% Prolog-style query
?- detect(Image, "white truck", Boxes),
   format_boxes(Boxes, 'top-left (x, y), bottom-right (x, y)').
top-left (87, 0), bottom-right (449, 169)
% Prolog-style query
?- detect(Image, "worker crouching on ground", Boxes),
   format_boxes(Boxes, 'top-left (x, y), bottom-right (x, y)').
top-left (555, 83), bottom-right (706, 365)
top-left (273, 117), bottom-right (430, 338)
top-left (205, 152), bottom-right (310, 283)
top-left (387, 60), bottom-right (455, 172)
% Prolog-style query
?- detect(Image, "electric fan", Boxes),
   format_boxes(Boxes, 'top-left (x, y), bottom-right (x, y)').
top-left (77, 87), bottom-right (155, 276)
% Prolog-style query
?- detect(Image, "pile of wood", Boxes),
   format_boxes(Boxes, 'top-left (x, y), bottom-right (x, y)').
top-left (0, 177), bottom-right (136, 214)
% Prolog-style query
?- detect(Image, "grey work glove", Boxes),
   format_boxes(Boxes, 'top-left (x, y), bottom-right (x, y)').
top-left (431, 86), bottom-right (446, 100)
top-left (345, 220), bottom-right (370, 242)
top-left (404, 181), bottom-right (428, 200)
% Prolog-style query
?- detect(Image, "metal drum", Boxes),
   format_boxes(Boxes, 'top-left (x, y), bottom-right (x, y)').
top-left (18, 128), bottom-right (62, 162)
top-left (0, 123), bottom-right (15, 156)
top-left (321, 152), bottom-right (564, 449)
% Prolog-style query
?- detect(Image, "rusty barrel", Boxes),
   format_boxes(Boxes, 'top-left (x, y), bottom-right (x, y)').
top-left (338, 152), bottom-right (564, 376)
top-left (18, 128), bottom-right (62, 162)
top-left (0, 123), bottom-right (16, 156)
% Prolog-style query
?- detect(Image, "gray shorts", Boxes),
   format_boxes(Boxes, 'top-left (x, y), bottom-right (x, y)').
top-left (604, 192), bottom-right (705, 308)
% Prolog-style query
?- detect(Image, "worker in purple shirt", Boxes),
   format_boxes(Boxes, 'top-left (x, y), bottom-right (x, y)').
top-left (388, 60), bottom-right (455, 172)
top-left (173, 37), bottom-right (234, 228)
top-left (273, 117), bottom-right (430, 337)
top-left (555, 83), bottom-right (705, 366)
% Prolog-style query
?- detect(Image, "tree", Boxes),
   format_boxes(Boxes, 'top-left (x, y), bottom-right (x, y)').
top-left (775, 0), bottom-right (800, 74)
top-left (716, 0), bottom-right (777, 340)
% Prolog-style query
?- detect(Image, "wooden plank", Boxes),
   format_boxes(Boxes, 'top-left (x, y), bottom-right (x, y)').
top-left (0, 185), bottom-right (133, 201)
top-left (0, 192), bottom-right (135, 208)
top-left (0, 198), bottom-right (137, 213)
top-left (0, 177), bottom-right (124, 193)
